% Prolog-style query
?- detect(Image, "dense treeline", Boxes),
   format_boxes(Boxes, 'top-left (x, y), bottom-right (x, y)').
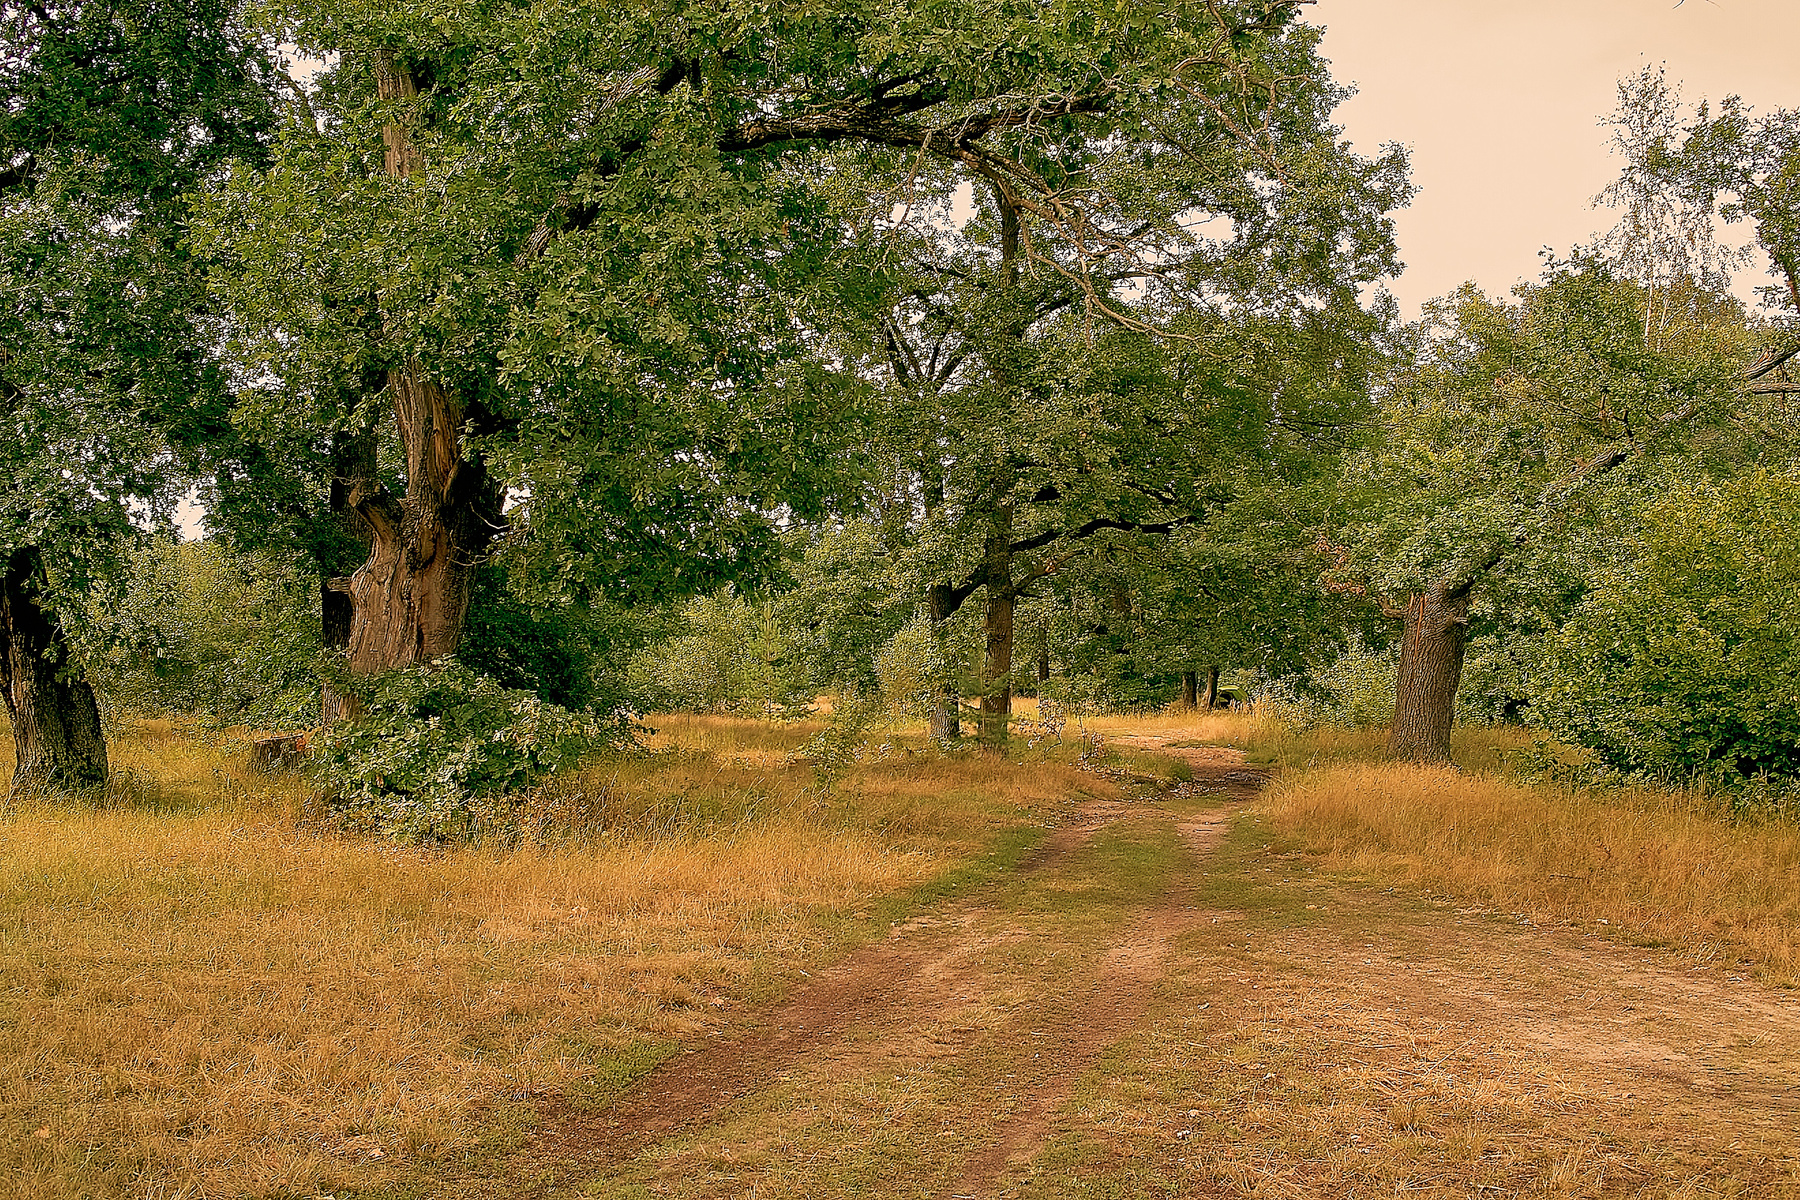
top-left (3, 1), bottom-right (1797, 828)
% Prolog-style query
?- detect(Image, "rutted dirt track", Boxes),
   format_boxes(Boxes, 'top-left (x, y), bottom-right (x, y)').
top-left (503, 738), bottom-right (1800, 1198)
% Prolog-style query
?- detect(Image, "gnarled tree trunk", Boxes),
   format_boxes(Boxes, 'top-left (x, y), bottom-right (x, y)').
top-left (336, 55), bottom-right (500, 682)
top-left (0, 547), bottom-right (107, 792)
top-left (345, 368), bottom-right (498, 675)
top-left (1389, 584), bottom-right (1472, 764)
top-left (1203, 665), bottom-right (1220, 710)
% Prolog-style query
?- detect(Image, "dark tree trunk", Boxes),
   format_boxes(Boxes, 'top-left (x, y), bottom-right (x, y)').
top-left (0, 548), bottom-right (107, 792)
top-left (1389, 584), bottom-right (1472, 764)
top-left (974, 189), bottom-right (1027, 754)
top-left (1180, 670), bottom-right (1198, 710)
top-left (1036, 639), bottom-right (1050, 684)
top-left (926, 582), bottom-right (960, 743)
top-left (1203, 665), bottom-right (1219, 710)
top-left (979, 505), bottom-right (1015, 751)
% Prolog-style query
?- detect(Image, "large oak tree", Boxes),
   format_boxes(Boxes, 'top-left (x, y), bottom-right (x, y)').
top-left (197, 0), bottom-right (1405, 731)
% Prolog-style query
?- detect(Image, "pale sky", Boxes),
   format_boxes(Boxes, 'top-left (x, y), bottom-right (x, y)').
top-left (1308, 0), bottom-right (1800, 316)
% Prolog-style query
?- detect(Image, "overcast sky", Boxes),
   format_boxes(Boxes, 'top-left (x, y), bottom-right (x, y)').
top-left (1307, 0), bottom-right (1800, 316)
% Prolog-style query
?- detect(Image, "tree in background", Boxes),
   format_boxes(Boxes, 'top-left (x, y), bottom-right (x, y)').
top-left (0, 0), bottom-right (274, 789)
top-left (1538, 472), bottom-right (1800, 781)
top-left (1331, 264), bottom-right (1751, 764)
top-left (88, 540), bottom-right (320, 726)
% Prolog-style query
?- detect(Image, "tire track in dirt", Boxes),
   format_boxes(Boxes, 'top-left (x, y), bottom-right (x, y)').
top-left (512, 739), bottom-right (1264, 1195)
top-left (949, 742), bottom-right (1264, 1196)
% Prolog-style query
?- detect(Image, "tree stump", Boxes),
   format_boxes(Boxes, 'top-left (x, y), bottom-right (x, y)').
top-left (250, 733), bottom-right (310, 773)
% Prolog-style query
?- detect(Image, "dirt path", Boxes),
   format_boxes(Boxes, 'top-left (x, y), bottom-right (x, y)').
top-left (498, 737), bottom-right (1800, 1199)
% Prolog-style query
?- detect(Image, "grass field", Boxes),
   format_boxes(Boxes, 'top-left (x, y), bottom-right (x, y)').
top-left (0, 713), bottom-right (1108, 1198)
top-left (2, 705), bottom-right (1797, 1198)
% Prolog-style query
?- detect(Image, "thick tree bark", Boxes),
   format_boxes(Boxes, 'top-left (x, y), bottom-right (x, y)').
top-left (926, 582), bottom-right (960, 743)
top-left (344, 368), bottom-right (498, 675)
top-left (1389, 585), bottom-right (1472, 764)
top-left (1180, 670), bottom-right (1198, 710)
top-left (1203, 665), bottom-right (1220, 710)
top-left (0, 548), bottom-right (107, 792)
top-left (979, 505), bottom-right (1015, 751)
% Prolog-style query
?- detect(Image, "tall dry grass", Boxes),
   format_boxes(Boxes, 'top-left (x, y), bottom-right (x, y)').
top-left (0, 714), bottom-right (1105, 1199)
top-left (1267, 762), bottom-right (1800, 984)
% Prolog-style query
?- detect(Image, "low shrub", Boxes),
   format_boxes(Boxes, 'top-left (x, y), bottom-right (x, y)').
top-left (314, 660), bottom-right (621, 842)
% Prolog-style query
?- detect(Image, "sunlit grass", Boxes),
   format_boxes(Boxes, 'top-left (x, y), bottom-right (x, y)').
top-left (1265, 761), bottom-right (1800, 985)
top-left (0, 713), bottom-right (1105, 1199)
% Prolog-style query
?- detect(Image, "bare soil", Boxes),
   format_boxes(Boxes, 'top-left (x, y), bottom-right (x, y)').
top-left (488, 738), bottom-right (1800, 1198)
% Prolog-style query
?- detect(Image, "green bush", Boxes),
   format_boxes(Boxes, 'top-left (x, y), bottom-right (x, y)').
top-left (1266, 639), bottom-right (1396, 730)
top-left (627, 590), bottom-right (809, 715)
top-left (315, 660), bottom-right (620, 841)
top-left (88, 538), bottom-right (320, 726)
top-left (1537, 473), bottom-right (1800, 781)
top-left (873, 611), bottom-right (936, 719)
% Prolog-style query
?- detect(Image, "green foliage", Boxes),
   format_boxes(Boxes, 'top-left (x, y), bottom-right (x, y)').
top-left (1537, 472), bottom-right (1800, 781)
top-left (627, 591), bottom-right (809, 716)
top-left (780, 523), bottom-right (914, 693)
top-left (873, 611), bottom-right (937, 720)
top-left (1338, 265), bottom-right (1749, 607)
top-left (460, 562), bottom-right (604, 711)
top-left (316, 660), bottom-right (619, 842)
top-left (87, 539), bottom-right (320, 726)
top-left (1, 0), bottom-right (276, 616)
top-left (1265, 639), bottom-right (1396, 730)
top-left (791, 691), bottom-right (885, 794)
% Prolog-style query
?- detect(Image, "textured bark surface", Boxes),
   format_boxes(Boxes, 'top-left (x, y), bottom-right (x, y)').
top-left (0, 548), bottom-right (107, 792)
top-left (344, 368), bottom-right (497, 675)
top-left (1180, 670), bottom-right (1198, 710)
top-left (979, 505), bottom-right (1015, 751)
top-left (1390, 585), bottom-right (1472, 764)
top-left (1203, 665), bottom-right (1219, 711)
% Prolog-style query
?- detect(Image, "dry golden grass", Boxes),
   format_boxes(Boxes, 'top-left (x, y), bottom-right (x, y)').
top-left (0, 713), bottom-right (1100, 1200)
top-left (1266, 761), bottom-right (1800, 985)
top-left (1076, 704), bottom-right (1272, 747)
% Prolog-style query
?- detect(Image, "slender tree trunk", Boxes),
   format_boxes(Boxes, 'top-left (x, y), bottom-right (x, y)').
top-left (1389, 584), bottom-right (1472, 764)
top-left (1036, 640), bottom-right (1050, 685)
top-left (0, 547), bottom-right (107, 792)
top-left (1180, 670), bottom-right (1198, 710)
top-left (975, 188), bottom-right (1026, 754)
top-left (926, 583), bottom-right (960, 743)
top-left (340, 55), bottom-right (500, 679)
top-left (979, 505), bottom-right (1015, 751)
top-left (1203, 665), bottom-right (1219, 711)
